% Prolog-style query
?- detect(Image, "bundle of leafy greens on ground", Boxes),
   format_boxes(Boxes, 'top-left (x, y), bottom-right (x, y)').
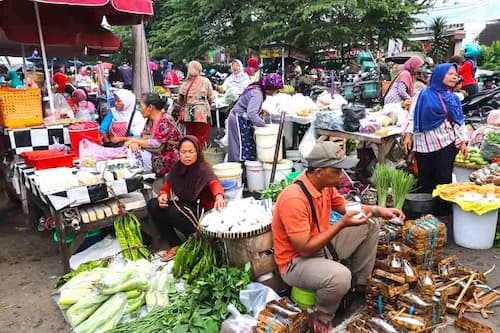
top-left (110, 264), bottom-right (251, 333)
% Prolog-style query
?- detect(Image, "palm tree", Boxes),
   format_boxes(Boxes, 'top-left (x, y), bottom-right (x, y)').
top-left (428, 17), bottom-right (449, 64)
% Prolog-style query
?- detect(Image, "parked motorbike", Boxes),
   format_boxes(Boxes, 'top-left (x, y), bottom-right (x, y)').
top-left (463, 86), bottom-right (500, 129)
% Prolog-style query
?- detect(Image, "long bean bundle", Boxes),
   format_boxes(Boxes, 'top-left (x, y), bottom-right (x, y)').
top-left (114, 213), bottom-right (151, 261)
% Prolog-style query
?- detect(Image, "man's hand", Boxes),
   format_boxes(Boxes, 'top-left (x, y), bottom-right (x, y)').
top-left (376, 207), bottom-right (405, 221)
top-left (158, 193), bottom-right (169, 208)
top-left (339, 211), bottom-right (372, 228)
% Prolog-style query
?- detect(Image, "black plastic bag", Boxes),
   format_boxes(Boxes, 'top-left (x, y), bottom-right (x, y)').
top-left (342, 105), bottom-right (366, 132)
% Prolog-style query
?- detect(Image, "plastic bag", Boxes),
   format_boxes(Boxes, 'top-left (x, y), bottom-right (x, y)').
top-left (342, 105), bottom-right (366, 132)
top-left (298, 125), bottom-right (316, 160)
top-left (220, 304), bottom-right (257, 333)
top-left (315, 110), bottom-right (344, 131)
top-left (53, 93), bottom-right (74, 118)
top-left (49, 136), bottom-right (66, 151)
top-left (239, 282), bottom-right (280, 318)
top-left (480, 139), bottom-right (500, 161)
top-left (317, 90), bottom-right (332, 106)
top-left (79, 139), bottom-right (127, 168)
top-left (359, 118), bottom-right (382, 134)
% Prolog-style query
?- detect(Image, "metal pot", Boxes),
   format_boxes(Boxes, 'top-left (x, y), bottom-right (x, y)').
top-left (404, 193), bottom-right (435, 219)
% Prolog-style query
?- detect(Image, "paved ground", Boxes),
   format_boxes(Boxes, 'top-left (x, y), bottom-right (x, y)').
top-left (0, 185), bottom-right (499, 333)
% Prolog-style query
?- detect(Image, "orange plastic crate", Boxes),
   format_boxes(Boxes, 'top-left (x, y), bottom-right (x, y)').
top-left (0, 88), bottom-right (43, 128)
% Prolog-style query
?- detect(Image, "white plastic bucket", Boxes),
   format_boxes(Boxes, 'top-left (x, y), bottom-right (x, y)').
top-left (245, 160), bottom-right (266, 192)
top-left (213, 163), bottom-right (243, 201)
top-left (263, 159), bottom-right (293, 188)
top-left (255, 124), bottom-right (282, 163)
top-left (453, 166), bottom-right (473, 183)
top-left (453, 205), bottom-right (498, 249)
top-left (286, 150), bottom-right (304, 172)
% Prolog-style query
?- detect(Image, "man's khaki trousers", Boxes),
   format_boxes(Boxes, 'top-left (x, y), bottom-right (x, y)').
top-left (281, 221), bottom-right (379, 316)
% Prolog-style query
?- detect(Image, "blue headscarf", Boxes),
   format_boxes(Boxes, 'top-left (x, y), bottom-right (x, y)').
top-left (160, 59), bottom-right (171, 76)
top-left (413, 63), bottom-right (464, 133)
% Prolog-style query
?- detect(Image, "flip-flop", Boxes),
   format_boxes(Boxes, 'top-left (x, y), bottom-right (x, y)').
top-left (160, 246), bottom-right (179, 262)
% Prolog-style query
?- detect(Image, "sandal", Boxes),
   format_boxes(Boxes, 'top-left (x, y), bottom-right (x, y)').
top-left (160, 246), bottom-right (179, 262)
top-left (312, 311), bottom-right (335, 333)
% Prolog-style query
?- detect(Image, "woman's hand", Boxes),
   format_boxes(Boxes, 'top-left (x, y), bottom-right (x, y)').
top-left (460, 142), bottom-right (468, 159)
top-left (101, 134), bottom-right (110, 144)
top-left (111, 136), bottom-right (125, 144)
top-left (125, 139), bottom-right (140, 152)
top-left (214, 194), bottom-right (226, 211)
top-left (158, 193), bottom-right (169, 208)
top-left (402, 99), bottom-right (412, 109)
top-left (403, 134), bottom-right (413, 155)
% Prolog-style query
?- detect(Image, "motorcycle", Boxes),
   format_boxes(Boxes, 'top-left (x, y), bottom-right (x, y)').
top-left (462, 86), bottom-right (500, 129)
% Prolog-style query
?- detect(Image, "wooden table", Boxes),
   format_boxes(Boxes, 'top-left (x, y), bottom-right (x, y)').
top-left (316, 126), bottom-right (403, 164)
top-left (9, 161), bottom-right (158, 273)
top-left (50, 202), bottom-right (156, 273)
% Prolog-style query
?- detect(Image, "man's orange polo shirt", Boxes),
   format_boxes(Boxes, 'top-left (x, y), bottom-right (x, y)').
top-left (271, 172), bottom-right (346, 274)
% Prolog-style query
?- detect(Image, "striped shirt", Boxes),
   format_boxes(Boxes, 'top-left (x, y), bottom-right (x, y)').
top-left (404, 96), bottom-right (467, 153)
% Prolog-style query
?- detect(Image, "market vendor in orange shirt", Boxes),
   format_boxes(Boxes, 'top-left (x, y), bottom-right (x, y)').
top-left (272, 141), bottom-right (404, 333)
top-left (148, 136), bottom-right (226, 262)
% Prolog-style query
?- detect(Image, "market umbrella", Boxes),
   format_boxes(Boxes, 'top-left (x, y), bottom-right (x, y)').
top-left (0, 0), bottom-right (153, 26)
top-left (1, 26), bottom-right (121, 56)
top-left (132, 23), bottom-right (153, 97)
top-left (0, 0), bottom-right (152, 114)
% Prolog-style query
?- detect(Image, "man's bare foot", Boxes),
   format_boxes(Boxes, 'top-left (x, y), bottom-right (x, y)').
top-left (313, 311), bottom-right (334, 333)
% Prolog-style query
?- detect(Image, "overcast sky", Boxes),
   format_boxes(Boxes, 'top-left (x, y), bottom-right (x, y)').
top-left (414, 0), bottom-right (500, 41)
top-left (417, 0), bottom-right (500, 25)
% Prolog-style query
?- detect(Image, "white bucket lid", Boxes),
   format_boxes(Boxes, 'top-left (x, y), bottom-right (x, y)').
top-left (263, 159), bottom-right (293, 170)
top-left (255, 124), bottom-right (280, 136)
top-left (213, 162), bottom-right (242, 172)
top-left (244, 160), bottom-right (263, 167)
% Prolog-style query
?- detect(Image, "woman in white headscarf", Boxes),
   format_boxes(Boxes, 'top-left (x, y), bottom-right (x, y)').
top-left (99, 89), bottom-right (146, 146)
top-left (217, 59), bottom-right (250, 103)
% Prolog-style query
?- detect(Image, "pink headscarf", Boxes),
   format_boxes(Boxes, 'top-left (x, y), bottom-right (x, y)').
top-left (396, 56), bottom-right (425, 97)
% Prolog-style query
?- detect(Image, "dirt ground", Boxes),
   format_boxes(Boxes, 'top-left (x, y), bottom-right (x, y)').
top-left (0, 186), bottom-right (499, 333)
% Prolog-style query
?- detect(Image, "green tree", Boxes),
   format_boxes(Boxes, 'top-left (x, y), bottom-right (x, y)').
top-left (109, 26), bottom-right (131, 64)
top-left (481, 41), bottom-right (500, 71)
top-left (145, 0), bottom-right (433, 63)
top-left (428, 17), bottom-right (448, 64)
top-left (407, 40), bottom-right (424, 52)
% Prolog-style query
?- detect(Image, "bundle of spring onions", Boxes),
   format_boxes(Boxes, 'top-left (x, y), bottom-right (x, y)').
top-left (374, 164), bottom-right (391, 207)
top-left (390, 170), bottom-right (416, 210)
top-left (374, 164), bottom-right (416, 210)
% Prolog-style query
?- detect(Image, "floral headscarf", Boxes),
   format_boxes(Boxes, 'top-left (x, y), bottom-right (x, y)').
top-left (261, 73), bottom-right (284, 91)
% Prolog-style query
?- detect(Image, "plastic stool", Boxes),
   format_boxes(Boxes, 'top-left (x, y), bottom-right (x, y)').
top-left (291, 287), bottom-right (316, 309)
